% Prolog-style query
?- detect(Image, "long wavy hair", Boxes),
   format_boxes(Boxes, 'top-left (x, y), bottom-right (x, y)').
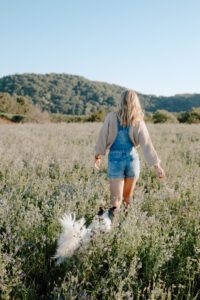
top-left (117, 90), bottom-right (144, 127)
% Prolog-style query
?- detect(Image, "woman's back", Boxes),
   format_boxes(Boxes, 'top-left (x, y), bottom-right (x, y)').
top-left (110, 117), bottom-right (133, 152)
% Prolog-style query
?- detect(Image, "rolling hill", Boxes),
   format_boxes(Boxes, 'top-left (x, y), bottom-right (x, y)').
top-left (0, 73), bottom-right (199, 115)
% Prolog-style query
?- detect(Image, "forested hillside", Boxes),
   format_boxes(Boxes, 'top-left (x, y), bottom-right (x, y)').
top-left (0, 73), bottom-right (199, 115)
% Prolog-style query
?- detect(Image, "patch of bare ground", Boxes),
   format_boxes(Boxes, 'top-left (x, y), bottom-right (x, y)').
top-left (0, 116), bottom-right (14, 124)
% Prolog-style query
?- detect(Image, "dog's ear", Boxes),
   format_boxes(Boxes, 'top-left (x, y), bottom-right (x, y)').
top-left (108, 206), bottom-right (117, 221)
top-left (97, 207), bottom-right (104, 216)
top-left (97, 203), bottom-right (106, 216)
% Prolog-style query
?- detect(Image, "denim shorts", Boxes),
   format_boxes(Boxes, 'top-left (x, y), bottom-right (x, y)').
top-left (107, 149), bottom-right (140, 178)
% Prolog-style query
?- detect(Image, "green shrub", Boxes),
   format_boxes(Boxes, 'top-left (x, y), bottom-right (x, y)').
top-left (178, 108), bottom-right (200, 123)
top-left (86, 109), bottom-right (106, 122)
top-left (152, 110), bottom-right (178, 123)
top-left (10, 115), bottom-right (26, 122)
top-left (16, 97), bottom-right (25, 105)
top-left (51, 110), bottom-right (107, 123)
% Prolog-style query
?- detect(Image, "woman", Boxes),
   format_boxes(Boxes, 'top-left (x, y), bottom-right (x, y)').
top-left (94, 90), bottom-right (165, 214)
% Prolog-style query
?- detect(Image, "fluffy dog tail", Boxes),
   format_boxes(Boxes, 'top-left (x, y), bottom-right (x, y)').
top-left (53, 213), bottom-right (87, 264)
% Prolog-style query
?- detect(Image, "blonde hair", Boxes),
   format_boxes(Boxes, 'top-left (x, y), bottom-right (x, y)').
top-left (117, 90), bottom-right (144, 127)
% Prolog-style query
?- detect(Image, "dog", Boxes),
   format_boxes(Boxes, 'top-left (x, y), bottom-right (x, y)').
top-left (54, 207), bottom-right (116, 264)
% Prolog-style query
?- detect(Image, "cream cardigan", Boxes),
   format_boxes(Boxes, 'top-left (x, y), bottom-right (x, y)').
top-left (94, 111), bottom-right (161, 167)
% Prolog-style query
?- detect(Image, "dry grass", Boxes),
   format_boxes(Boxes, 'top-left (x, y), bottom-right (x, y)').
top-left (0, 122), bottom-right (200, 299)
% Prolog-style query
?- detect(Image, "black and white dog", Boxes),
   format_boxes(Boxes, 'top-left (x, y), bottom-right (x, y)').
top-left (54, 207), bottom-right (116, 264)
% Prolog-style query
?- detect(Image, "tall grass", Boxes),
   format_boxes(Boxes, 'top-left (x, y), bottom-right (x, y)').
top-left (0, 123), bottom-right (200, 299)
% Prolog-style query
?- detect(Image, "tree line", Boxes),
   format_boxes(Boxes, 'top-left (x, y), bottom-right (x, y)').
top-left (0, 92), bottom-right (200, 124)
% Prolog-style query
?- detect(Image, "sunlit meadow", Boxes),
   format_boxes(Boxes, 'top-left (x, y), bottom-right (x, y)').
top-left (0, 122), bottom-right (200, 299)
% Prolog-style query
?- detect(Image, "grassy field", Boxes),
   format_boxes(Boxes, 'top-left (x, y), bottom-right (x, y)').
top-left (0, 122), bottom-right (200, 299)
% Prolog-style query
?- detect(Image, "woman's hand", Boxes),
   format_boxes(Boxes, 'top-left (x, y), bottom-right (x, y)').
top-left (94, 158), bottom-right (101, 170)
top-left (154, 164), bottom-right (165, 179)
top-left (94, 154), bottom-right (101, 170)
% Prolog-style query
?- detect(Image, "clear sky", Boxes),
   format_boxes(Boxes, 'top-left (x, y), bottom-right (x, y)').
top-left (0, 0), bottom-right (200, 96)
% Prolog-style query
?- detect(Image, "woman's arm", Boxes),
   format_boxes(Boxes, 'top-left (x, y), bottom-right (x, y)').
top-left (138, 121), bottom-right (165, 178)
top-left (138, 121), bottom-right (161, 167)
top-left (94, 113), bottom-right (111, 170)
top-left (94, 113), bottom-right (111, 155)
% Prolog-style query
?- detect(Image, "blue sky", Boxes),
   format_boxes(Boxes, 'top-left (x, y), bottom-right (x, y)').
top-left (1, 0), bottom-right (200, 96)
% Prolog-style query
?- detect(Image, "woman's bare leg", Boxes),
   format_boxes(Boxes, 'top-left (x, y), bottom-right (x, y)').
top-left (123, 177), bottom-right (139, 207)
top-left (108, 178), bottom-right (124, 209)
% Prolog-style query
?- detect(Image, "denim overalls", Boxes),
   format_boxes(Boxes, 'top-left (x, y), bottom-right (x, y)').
top-left (107, 117), bottom-right (140, 178)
